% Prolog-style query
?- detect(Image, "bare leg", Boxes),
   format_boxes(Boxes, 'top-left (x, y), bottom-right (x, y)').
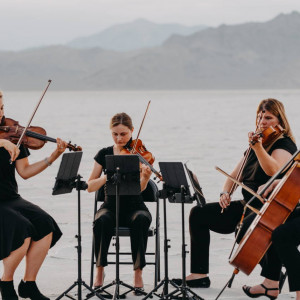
top-left (296, 291), bottom-right (300, 300)
top-left (186, 273), bottom-right (208, 280)
top-left (134, 268), bottom-right (143, 288)
top-left (94, 266), bottom-right (105, 287)
top-left (23, 233), bottom-right (52, 281)
top-left (1, 238), bottom-right (31, 281)
top-left (243, 278), bottom-right (279, 299)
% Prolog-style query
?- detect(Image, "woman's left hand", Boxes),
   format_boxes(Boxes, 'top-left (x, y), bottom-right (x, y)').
top-left (248, 131), bottom-right (263, 150)
top-left (56, 138), bottom-right (68, 154)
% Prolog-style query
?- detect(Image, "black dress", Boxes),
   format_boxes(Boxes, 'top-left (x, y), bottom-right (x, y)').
top-left (0, 145), bottom-right (62, 260)
top-left (188, 136), bottom-right (297, 275)
top-left (93, 146), bottom-right (152, 270)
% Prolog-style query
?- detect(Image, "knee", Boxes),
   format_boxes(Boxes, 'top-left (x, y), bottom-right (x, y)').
top-left (131, 212), bottom-right (151, 228)
top-left (93, 214), bottom-right (113, 231)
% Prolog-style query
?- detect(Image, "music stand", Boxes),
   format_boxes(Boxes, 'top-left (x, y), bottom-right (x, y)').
top-left (53, 152), bottom-right (106, 300)
top-left (184, 163), bottom-right (206, 207)
top-left (143, 162), bottom-right (203, 300)
top-left (93, 155), bottom-right (145, 299)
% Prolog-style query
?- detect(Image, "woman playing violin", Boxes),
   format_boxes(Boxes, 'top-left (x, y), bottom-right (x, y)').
top-left (0, 91), bottom-right (68, 300)
top-left (87, 112), bottom-right (152, 293)
top-left (173, 98), bottom-right (296, 288)
top-left (242, 179), bottom-right (300, 300)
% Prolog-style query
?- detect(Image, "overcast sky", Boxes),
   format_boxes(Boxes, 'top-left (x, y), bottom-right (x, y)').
top-left (1, 0), bottom-right (300, 51)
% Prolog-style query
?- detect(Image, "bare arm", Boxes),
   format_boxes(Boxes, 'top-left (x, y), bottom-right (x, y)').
top-left (140, 164), bottom-right (151, 192)
top-left (0, 139), bottom-right (20, 161)
top-left (15, 138), bottom-right (67, 180)
top-left (219, 156), bottom-right (245, 209)
top-left (87, 161), bottom-right (106, 193)
top-left (252, 145), bottom-right (292, 176)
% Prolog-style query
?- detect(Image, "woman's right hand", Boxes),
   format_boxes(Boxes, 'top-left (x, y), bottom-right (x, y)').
top-left (1, 139), bottom-right (20, 161)
top-left (219, 192), bottom-right (231, 209)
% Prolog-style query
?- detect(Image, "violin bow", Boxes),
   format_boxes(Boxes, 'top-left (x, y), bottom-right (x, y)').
top-left (15, 80), bottom-right (52, 149)
top-left (131, 100), bottom-right (151, 154)
top-left (228, 111), bottom-right (265, 196)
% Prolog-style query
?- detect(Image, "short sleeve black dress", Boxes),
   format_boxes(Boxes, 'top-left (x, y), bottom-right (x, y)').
top-left (0, 145), bottom-right (62, 260)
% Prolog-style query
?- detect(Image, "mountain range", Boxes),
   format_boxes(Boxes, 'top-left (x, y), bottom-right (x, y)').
top-left (0, 12), bottom-right (299, 90)
top-left (67, 19), bottom-right (206, 51)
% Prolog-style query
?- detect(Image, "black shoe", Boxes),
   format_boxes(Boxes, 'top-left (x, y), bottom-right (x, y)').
top-left (18, 280), bottom-right (50, 300)
top-left (242, 284), bottom-right (279, 300)
top-left (0, 280), bottom-right (18, 300)
top-left (133, 287), bottom-right (145, 296)
top-left (172, 277), bottom-right (210, 288)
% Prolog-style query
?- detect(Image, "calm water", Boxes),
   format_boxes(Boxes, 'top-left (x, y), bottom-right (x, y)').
top-left (1, 89), bottom-right (299, 299)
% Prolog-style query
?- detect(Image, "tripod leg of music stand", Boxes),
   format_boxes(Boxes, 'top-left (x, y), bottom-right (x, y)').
top-left (82, 282), bottom-right (107, 300)
top-left (142, 280), bottom-right (164, 300)
top-left (55, 282), bottom-right (77, 300)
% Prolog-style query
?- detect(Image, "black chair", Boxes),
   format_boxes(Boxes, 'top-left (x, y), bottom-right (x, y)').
top-left (89, 179), bottom-right (160, 288)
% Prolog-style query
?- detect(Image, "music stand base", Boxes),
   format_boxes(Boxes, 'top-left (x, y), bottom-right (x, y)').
top-left (142, 280), bottom-right (204, 300)
top-left (56, 280), bottom-right (105, 300)
top-left (86, 280), bottom-right (148, 299)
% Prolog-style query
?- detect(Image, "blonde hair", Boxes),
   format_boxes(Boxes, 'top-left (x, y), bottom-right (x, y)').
top-left (109, 112), bottom-right (133, 130)
top-left (256, 98), bottom-right (295, 142)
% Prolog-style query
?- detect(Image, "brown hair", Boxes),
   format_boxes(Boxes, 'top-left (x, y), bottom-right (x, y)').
top-left (0, 91), bottom-right (3, 98)
top-left (110, 112), bottom-right (133, 130)
top-left (256, 98), bottom-right (295, 142)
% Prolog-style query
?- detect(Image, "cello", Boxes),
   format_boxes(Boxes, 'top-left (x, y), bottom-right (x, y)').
top-left (229, 150), bottom-right (300, 275)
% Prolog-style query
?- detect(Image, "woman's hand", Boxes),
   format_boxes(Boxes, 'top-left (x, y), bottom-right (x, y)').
top-left (248, 131), bottom-right (263, 151)
top-left (55, 138), bottom-right (68, 154)
top-left (140, 164), bottom-right (151, 191)
top-left (1, 139), bottom-right (20, 161)
top-left (219, 192), bottom-right (231, 209)
top-left (258, 179), bottom-right (281, 198)
top-left (140, 164), bottom-right (151, 180)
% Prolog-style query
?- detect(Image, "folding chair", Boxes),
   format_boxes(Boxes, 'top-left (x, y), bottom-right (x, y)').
top-left (89, 179), bottom-right (160, 288)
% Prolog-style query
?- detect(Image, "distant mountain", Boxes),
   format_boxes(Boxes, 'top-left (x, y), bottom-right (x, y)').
top-left (67, 19), bottom-right (206, 51)
top-left (1, 11), bottom-right (300, 90)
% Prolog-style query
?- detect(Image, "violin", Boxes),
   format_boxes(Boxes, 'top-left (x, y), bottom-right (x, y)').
top-left (0, 117), bottom-right (82, 152)
top-left (121, 138), bottom-right (163, 181)
top-left (250, 124), bottom-right (284, 147)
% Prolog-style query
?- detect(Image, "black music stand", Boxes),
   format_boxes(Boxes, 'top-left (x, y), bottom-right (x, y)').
top-left (53, 152), bottom-right (106, 300)
top-left (93, 155), bottom-right (145, 299)
top-left (143, 162), bottom-right (203, 300)
top-left (184, 163), bottom-right (206, 207)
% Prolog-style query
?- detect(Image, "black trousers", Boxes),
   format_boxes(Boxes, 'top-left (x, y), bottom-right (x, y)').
top-left (93, 207), bottom-right (152, 270)
top-left (189, 200), bottom-right (245, 274)
top-left (272, 207), bottom-right (300, 291)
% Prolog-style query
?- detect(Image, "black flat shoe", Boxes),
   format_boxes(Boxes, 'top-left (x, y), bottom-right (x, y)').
top-left (133, 287), bottom-right (145, 296)
top-left (242, 284), bottom-right (279, 300)
top-left (18, 280), bottom-right (50, 300)
top-left (0, 280), bottom-right (18, 300)
top-left (172, 277), bottom-right (210, 288)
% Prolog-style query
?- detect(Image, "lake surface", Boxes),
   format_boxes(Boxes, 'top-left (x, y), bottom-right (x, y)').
top-left (1, 89), bottom-right (299, 299)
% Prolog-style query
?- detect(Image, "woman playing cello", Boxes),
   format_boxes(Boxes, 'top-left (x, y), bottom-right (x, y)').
top-left (0, 91), bottom-right (68, 300)
top-left (87, 112), bottom-right (152, 294)
top-left (173, 98), bottom-right (296, 288)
